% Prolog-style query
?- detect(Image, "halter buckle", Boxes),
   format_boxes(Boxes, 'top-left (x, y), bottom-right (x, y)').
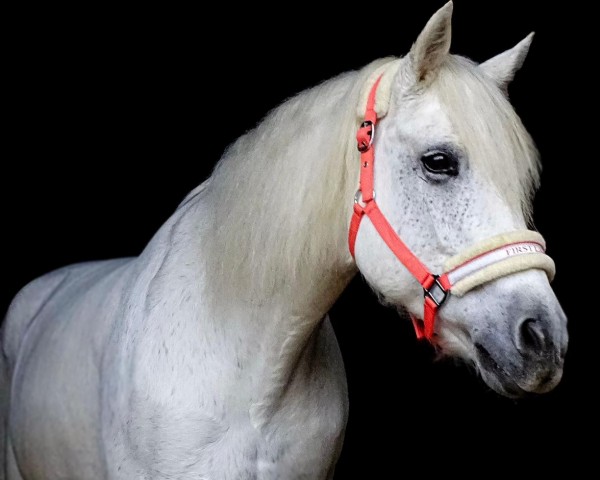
top-left (424, 275), bottom-right (448, 307)
top-left (354, 189), bottom-right (375, 207)
top-left (357, 121), bottom-right (375, 152)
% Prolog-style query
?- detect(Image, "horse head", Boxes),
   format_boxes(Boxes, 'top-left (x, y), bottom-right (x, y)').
top-left (353, 2), bottom-right (568, 397)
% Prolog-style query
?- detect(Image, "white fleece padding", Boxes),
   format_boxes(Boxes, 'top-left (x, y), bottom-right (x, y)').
top-left (356, 59), bottom-right (401, 119)
top-left (443, 230), bottom-right (556, 297)
top-left (449, 255), bottom-right (556, 297)
top-left (444, 230), bottom-right (547, 271)
top-left (447, 241), bottom-right (546, 285)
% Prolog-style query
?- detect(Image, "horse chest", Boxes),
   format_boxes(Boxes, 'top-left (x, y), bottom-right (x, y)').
top-left (253, 322), bottom-right (349, 477)
top-left (116, 392), bottom-right (345, 479)
top-left (254, 388), bottom-right (348, 479)
top-left (109, 318), bottom-right (348, 479)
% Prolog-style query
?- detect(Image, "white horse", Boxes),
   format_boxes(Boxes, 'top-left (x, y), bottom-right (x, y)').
top-left (1, 3), bottom-right (567, 479)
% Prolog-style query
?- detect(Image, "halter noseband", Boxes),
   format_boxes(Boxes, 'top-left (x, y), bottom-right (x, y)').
top-left (348, 74), bottom-right (555, 342)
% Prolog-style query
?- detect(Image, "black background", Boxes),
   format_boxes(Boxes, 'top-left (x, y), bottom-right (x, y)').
top-left (4, 1), bottom-right (594, 477)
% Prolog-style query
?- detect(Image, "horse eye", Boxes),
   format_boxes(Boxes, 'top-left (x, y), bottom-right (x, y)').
top-left (421, 151), bottom-right (459, 176)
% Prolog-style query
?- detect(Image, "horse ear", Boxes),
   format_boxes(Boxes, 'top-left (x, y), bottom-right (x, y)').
top-left (409, 1), bottom-right (453, 82)
top-left (480, 33), bottom-right (534, 91)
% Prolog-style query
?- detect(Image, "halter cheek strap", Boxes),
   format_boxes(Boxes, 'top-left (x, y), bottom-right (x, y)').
top-left (349, 75), bottom-right (555, 342)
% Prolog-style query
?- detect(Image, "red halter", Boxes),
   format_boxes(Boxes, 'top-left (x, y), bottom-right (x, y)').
top-left (348, 77), bottom-right (449, 340)
top-left (348, 75), bottom-right (553, 341)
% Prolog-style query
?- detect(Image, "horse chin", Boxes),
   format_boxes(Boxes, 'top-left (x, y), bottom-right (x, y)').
top-left (473, 344), bottom-right (564, 399)
top-left (476, 365), bottom-right (530, 399)
top-left (475, 359), bottom-right (532, 399)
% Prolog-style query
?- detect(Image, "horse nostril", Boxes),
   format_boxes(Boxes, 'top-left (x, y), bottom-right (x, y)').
top-left (516, 318), bottom-right (546, 354)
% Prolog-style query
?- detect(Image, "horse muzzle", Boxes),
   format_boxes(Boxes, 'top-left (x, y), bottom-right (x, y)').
top-left (469, 273), bottom-right (568, 398)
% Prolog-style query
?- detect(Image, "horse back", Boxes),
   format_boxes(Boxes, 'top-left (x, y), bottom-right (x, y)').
top-left (3, 259), bottom-right (131, 365)
top-left (2, 258), bottom-right (134, 479)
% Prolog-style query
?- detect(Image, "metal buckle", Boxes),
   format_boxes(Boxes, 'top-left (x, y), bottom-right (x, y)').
top-left (423, 275), bottom-right (449, 307)
top-left (354, 189), bottom-right (375, 207)
top-left (357, 120), bottom-right (375, 152)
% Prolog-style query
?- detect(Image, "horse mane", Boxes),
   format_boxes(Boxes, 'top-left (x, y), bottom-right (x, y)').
top-left (200, 59), bottom-right (393, 306)
top-left (429, 55), bottom-right (540, 222)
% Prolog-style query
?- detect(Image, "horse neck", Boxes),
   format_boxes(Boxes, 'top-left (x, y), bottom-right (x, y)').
top-left (199, 68), bottom-right (387, 319)
top-left (174, 65), bottom-right (392, 427)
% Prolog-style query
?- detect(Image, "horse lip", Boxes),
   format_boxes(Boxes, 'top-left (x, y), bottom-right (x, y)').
top-left (495, 381), bottom-right (528, 399)
top-left (474, 342), bottom-right (529, 398)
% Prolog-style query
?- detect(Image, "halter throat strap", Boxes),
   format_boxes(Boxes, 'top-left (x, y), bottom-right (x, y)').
top-left (348, 74), bottom-right (555, 342)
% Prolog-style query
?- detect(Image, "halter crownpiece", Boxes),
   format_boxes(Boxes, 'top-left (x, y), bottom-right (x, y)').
top-left (349, 70), bottom-right (555, 341)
